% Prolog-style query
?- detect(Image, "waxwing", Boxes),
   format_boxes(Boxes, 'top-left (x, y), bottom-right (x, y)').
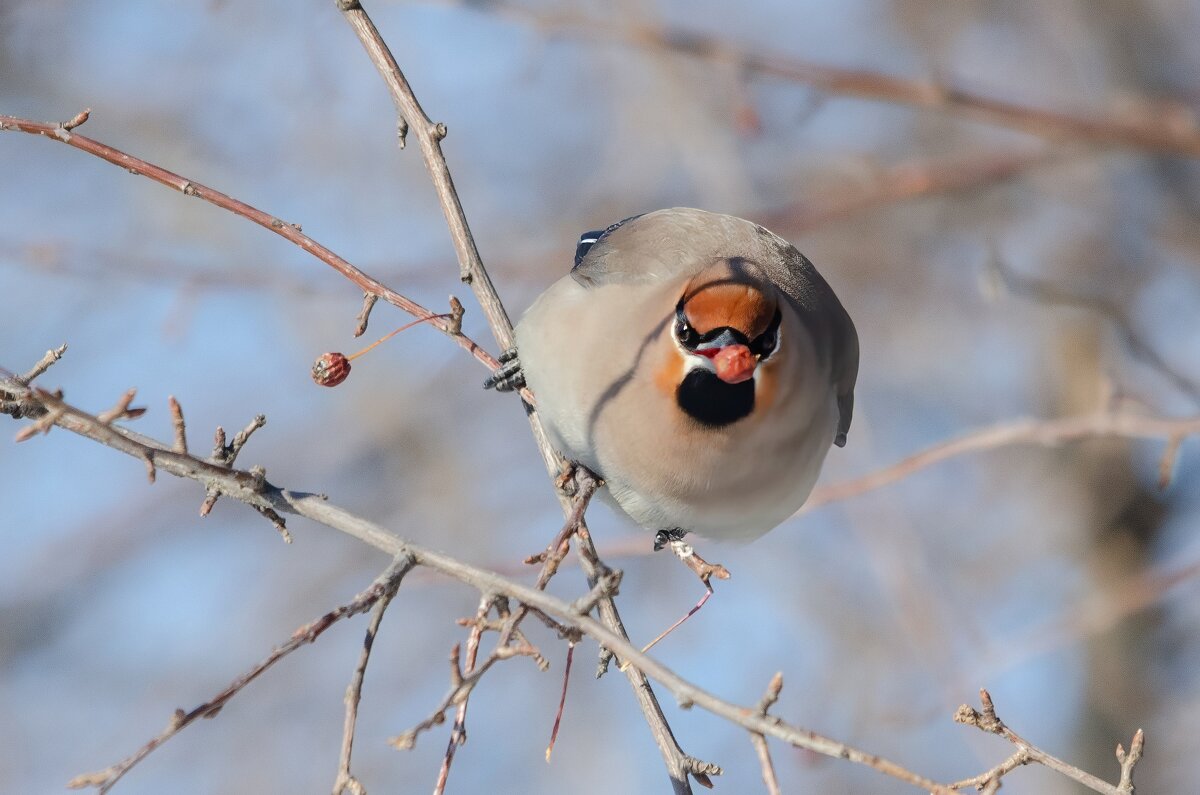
top-left (489, 207), bottom-right (858, 543)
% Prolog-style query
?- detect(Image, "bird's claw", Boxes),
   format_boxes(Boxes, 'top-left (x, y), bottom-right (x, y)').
top-left (483, 347), bottom-right (525, 392)
top-left (653, 527), bottom-right (688, 551)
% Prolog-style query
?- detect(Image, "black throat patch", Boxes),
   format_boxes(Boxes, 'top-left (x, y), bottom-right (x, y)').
top-left (676, 368), bottom-right (755, 427)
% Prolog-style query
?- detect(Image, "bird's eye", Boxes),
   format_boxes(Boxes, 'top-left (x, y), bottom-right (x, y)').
top-left (674, 304), bottom-right (701, 348)
top-left (751, 309), bottom-right (783, 359)
top-left (676, 319), bottom-right (700, 347)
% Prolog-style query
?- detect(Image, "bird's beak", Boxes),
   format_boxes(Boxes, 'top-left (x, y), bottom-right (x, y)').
top-left (707, 344), bottom-right (756, 384)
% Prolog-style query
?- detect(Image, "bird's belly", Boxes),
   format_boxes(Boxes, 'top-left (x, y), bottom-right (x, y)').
top-left (597, 396), bottom-right (839, 540)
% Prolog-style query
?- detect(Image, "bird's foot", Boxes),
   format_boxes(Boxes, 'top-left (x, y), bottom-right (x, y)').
top-left (555, 460), bottom-right (578, 496)
top-left (618, 533), bottom-right (730, 670)
top-left (653, 527), bottom-right (688, 552)
top-left (483, 347), bottom-right (525, 392)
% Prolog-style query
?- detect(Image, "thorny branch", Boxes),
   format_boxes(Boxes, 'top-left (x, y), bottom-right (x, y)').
top-left (0, 366), bottom-right (1150, 795)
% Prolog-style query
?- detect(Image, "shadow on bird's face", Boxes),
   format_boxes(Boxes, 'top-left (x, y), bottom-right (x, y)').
top-left (583, 257), bottom-right (785, 447)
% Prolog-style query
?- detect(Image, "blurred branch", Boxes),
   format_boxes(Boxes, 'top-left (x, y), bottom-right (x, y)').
top-left (0, 111), bottom-right (501, 374)
top-left (986, 548), bottom-right (1200, 678)
top-left (463, 0), bottom-right (1200, 158)
top-left (987, 254), bottom-right (1200, 405)
top-left (766, 148), bottom-right (1053, 232)
top-left (2, 363), bottom-right (961, 795)
top-left (0, 237), bottom-right (491, 294)
top-left (803, 409), bottom-right (1200, 514)
top-left (333, 1), bottom-right (702, 790)
top-left (0, 146), bottom-right (1050, 298)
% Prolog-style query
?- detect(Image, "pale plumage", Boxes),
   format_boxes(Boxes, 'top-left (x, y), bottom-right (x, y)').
top-left (508, 208), bottom-right (858, 541)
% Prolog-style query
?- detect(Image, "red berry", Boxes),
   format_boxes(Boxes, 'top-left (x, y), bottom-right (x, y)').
top-left (312, 352), bottom-right (351, 387)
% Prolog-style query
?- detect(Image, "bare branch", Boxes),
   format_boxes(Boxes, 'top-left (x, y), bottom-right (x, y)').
top-left (332, 557), bottom-right (406, 795)
top-left (19, 343), bottom-right (68, 384)
top-left (0, 113), bottom-right (501, 374)
top-left (167, 396), bottom-right (188, 454)
top-left (95, 388), bottom-right (146, 425)
top-left (1115, 729), bottom-right (1144, 795)
top-left (4, 369), bottom-right (961, 793)
top-left (70, 554), bottom-right (415, 794)
top-left (804, 409), bottom-right (1200, 514)
top-left (333, 2), bottom-right (697, 787)
top-left (433, 595), bottom-right (496, 795)
top-left (334, 1), bottom-right (514, 346)
top-left (749, 673), bottom-right (785, 795)
top-left (953, 689), bottom-right (1143, 794)
top-left (353, 292), bottom-right (378, 338)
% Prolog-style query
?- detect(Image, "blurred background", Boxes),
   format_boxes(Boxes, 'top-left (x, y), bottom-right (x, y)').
top-left (3, 0), bottom-right (1199, 792)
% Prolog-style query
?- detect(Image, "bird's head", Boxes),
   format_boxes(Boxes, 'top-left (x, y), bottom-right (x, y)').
top-left (662, 259), bottom-right (783, 426)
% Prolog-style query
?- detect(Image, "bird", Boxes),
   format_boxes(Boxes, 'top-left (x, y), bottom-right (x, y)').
top-left (487, 207), bottom-right (858, 546)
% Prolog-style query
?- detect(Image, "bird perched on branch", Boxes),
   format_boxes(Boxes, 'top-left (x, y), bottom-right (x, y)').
top-left (488, 208), bottom-right (858, 546)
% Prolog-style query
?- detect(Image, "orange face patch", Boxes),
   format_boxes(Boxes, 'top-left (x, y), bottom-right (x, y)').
top-left (680, 277), bottom-right (776, 338)
top-left (654, 347), bottom-right (687, 398)
top-left (753, 358), bottom-right (777, 414)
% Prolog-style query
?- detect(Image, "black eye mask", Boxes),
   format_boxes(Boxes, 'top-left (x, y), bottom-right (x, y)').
top-left (675, 303), bottom-right (782, 360)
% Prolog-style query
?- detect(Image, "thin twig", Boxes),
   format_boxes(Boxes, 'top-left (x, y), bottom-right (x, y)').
top-left (18, 344), bottom-right (68, 384)
top-left (749, 673), bottom-right (784, 795)
top-left (167, 396), bottom-right (188, 454)
top-left (803, 409), bottom-right (1200, 514)
top-left (95, 388), bottom-right (146, 425)
top-left (433, 476), bottom-right (599, 792)
top-left (333, 555), bottom-right (408, 795)
top-left (433, 595), bottom-right (495, 795)
top-left (953, 689), bottom-right (1143, 794)
top-left (1115, 729), bottom-right (1144, 795)
top-left (763, 149), bottom-right (1055, 233)
top-left (353, 292), bottom-right (378, 338)
top-left (0, 113), bottom-right (500, 374)
top-left (544, 641), bottom-right (575, 763)
top-left (5, 372), bottom-right (959, 794)
top-left (69, 554), bottom-right (416, 794)
top-left (333, 2), bottom-right (697, 788)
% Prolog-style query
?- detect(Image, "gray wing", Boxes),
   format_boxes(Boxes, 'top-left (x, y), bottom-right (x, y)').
top-left (761, 233), bottom-right (859, 446)
top-left (570, 208), bottom-right (758, 289)
top-left (569, 213), bottom-right (649, 288)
